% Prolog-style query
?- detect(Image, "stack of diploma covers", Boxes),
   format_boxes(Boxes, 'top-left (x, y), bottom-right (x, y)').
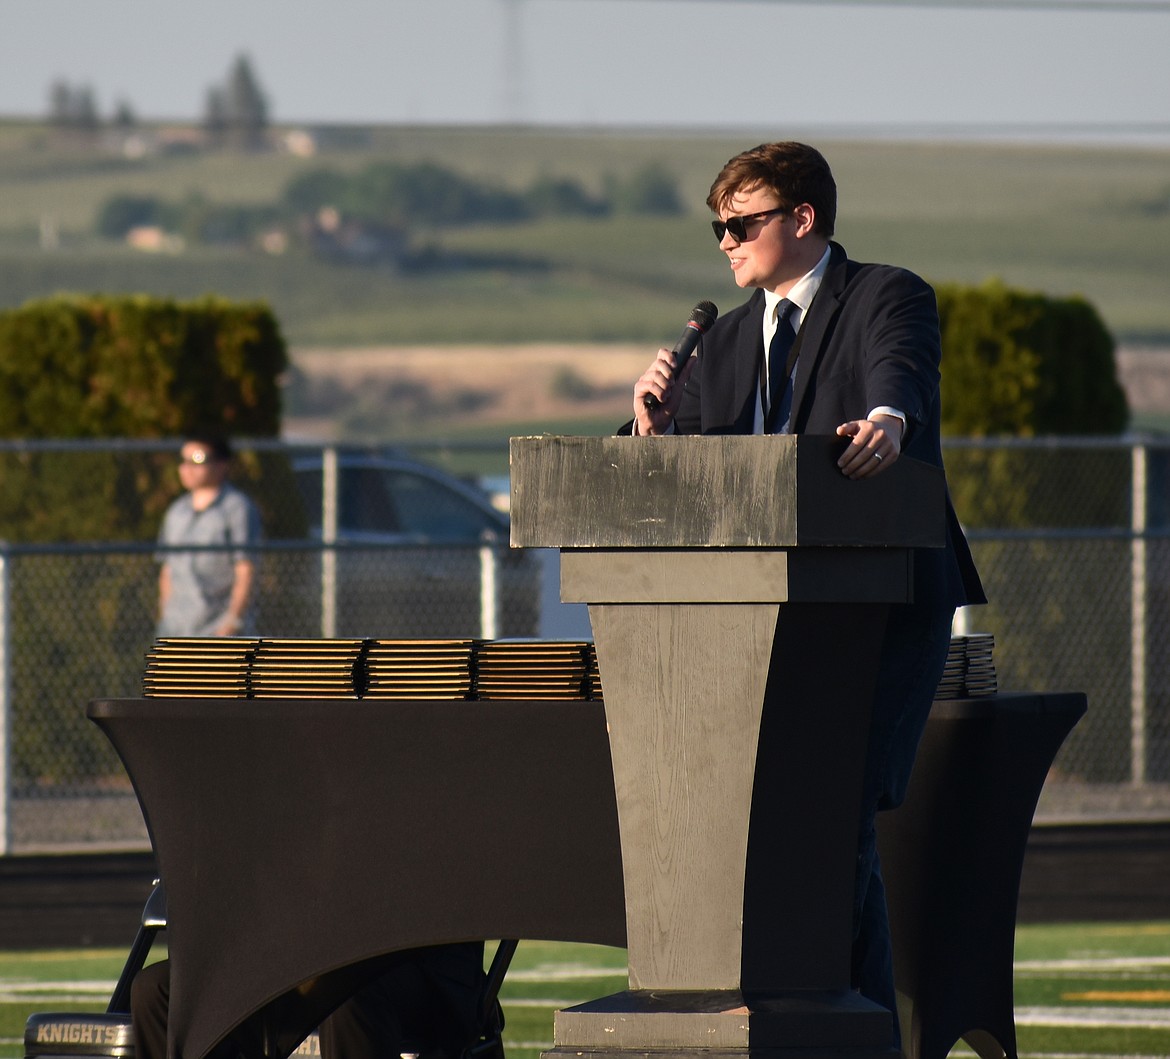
top-left (143, 637), bottom-right (602, 702)
top-left (934, 633), bottom-right (998, 699)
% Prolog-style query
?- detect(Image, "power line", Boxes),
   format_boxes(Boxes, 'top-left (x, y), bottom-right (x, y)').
top-left (759, 0), bottom-right (1170, 9)
top-left (570, 0), bottom-right (1170, 10)
top-left (768, 120), bottom-right (1170, 136)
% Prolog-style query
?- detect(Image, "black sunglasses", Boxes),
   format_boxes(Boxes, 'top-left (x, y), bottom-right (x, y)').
top-left (711, 207), bottom-right (787, 244)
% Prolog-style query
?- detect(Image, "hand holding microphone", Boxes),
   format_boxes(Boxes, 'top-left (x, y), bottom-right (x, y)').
top-left (642, 300), bottom-right (719, 413)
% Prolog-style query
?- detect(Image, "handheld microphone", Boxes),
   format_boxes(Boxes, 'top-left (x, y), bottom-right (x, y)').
top-left (644, 300), bottom-right (719, 411)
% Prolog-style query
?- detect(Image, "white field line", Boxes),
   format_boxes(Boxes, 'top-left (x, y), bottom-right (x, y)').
top-left (1017, 1054), bottom-right (1170, 1059)
top-left (1016, 1006), bottom-right (1170, 1029)
top-left (0, 981), bottom-right (113, 992)
top-left (1016, 956), bottom-right (1170, 973)
top-left (502, 964), bottom-right (626, 981)
top-left (0, 979), bottom-right (115, 1003)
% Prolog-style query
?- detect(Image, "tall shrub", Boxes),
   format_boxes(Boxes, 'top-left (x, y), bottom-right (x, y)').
top-left (937, 281), bottom-right (1132, 782)
top-left (937, 279), bottom-right (1127, 438)
top-left (0, 294), bottom-right (291, 785)
top-left (0, 294), bottom-right (287, 541)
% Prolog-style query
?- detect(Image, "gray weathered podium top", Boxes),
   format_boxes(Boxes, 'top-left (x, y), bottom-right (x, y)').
top-left (511, 434), bottom-right (945, 607)
top-left (510, 434), bottom-right (945, 550)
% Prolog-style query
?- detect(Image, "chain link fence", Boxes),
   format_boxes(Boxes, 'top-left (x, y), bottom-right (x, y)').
top-left (1, 436), bottom-right (1168, 851)
top-left (947, 437), bottom-right (1170, 821)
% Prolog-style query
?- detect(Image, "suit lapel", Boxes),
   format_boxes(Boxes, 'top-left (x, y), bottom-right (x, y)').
top-left (790, 242), bottom-right (848, 429)
top-left (725, 289), bottom-right (766, 432)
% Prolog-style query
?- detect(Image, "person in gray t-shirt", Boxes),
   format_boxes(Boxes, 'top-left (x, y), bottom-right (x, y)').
top-left (156, 434), bottom-right (261, 637)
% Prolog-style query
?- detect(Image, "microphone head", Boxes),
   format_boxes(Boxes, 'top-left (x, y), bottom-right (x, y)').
top-left (689, 300), bottom-right (719, 331)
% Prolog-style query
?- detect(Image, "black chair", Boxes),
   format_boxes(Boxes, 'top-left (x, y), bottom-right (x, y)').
top-left (107, 881), bottom-right (169, 1014)
top-left (467, 940), bottom-right (517, 1059)
top-left (26, 879), bottom-right (519, 1059)
top-left (24, 880), bottom-right (166, 1059)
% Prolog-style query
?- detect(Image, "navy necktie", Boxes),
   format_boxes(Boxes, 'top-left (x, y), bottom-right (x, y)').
top-left (763, 299), bottom-right (797, 432)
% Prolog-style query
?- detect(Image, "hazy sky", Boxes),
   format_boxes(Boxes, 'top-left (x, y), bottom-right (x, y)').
top-left (3, 0), bottom-right (1169, 138)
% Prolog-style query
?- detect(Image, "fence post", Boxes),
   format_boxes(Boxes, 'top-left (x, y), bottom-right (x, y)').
top-left (0, 546), bottom-right (11, 855)
top-left (480, 543), bottom-right (499, 641)
top-left (1131, 442), bottom-right (1148, 786)
top-left (321, 446), bottom-right (339, 639)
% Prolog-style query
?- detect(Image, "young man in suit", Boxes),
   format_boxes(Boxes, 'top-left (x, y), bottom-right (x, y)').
top-left (629, 141), bottom-right (985, 1042)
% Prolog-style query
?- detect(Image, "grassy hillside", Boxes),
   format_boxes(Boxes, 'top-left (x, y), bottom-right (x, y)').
top-left (1, 122), bottom-right (1168, 346)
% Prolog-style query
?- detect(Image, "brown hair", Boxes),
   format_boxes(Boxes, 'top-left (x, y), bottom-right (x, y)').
top-left (706, 142), bottom-right (837, 238)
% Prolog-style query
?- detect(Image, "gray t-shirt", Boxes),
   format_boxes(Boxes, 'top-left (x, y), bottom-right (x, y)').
top-left (156, 482), bottom-right (261, 636)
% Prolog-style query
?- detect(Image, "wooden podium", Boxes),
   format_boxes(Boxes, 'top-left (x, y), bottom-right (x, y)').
top-left (510, 434), bottom-right (947, 1059)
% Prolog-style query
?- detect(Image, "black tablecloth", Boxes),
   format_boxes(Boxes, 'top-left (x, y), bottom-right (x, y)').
top-left (88, 698), bottom-right (626, 1059)
top-left (878, 690), bottom-right (1087, 1059)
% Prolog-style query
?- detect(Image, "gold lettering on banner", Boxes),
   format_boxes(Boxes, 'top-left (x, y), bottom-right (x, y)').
top-left (36, 1022), bottom-right (128, 1046)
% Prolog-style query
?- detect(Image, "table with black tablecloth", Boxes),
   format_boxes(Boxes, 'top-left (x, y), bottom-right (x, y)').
top-left (89, 689), bottom-right (1083, 1059)
top-left (88, 697), bottom-right (625, 1059)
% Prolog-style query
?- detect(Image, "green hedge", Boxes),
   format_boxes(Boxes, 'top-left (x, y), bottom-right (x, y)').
top-left (0, 293), bottom-right (285, 439)
top-left (936, 280), bottom-right (1130, 532)
top-left (0, 294), bottom-right (289, 543)
top-left (937, 279), bottom-right (1127, 438)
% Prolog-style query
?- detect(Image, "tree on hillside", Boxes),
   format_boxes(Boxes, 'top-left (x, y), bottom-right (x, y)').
top-left (112, 99), bottom-right (138, 130)
top-left (283, 167), bottom-right (352, 215)
top-left (95, 195), bottom-right (169, 238)
top-left (47, 79), bottom-right (100, 131)
top-left (204, 86), bottom-right (228, 140)
top-left (204, 54), bottom-right (270, 150)
top-left (529, 175), bottom-right (609, 218)
top-left (606, 163), bottom-right (684, 216)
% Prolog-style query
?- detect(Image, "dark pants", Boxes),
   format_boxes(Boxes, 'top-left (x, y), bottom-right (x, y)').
top-left (131, 944), bottom-right (485, 1059)
top-left (318, 943), bottom-right (486, 1059)
top-left (850, 602), bottom-right (955, 1044)
top-left (130, 961), bottom-right (171, 1059)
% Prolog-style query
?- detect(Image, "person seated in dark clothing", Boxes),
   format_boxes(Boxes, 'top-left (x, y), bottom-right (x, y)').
top-left (131, 943), bottom-right (487, 1059)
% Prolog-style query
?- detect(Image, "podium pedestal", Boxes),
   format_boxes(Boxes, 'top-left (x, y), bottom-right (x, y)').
top-left (553, 990), bottom-right (895, 1059)
top-left (510, 435), bottom-right (948, 1059)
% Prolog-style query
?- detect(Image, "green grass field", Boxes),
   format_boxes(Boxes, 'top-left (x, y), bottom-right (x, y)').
top-left (4, 924), bottom-right (1170, 1059)
top-left (1, 122), bottom-right (1168, 346)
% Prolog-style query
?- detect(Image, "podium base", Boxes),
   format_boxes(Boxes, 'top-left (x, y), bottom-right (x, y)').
top-left (545, 989), bottom-right (898, 1059)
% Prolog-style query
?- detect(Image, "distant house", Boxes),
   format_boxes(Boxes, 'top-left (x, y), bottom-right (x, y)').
top-left (125, 226), bottom-right (185, 254)
top-left (282, 129), bottom-right (318, 157)
top-left (304, 209), bottom-right (408, 267)
top-left (117, 126), bottom-right (208, 158)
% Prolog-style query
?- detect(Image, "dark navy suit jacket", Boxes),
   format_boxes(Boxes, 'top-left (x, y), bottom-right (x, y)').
top-left (667, 241), bottom-right (985, 612)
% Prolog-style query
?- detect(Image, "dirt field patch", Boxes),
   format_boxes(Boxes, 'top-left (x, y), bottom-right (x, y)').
top-left (287, 343), bottom-right (1170, 439)
top-left (288, 344), bottom-right (655, 436)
